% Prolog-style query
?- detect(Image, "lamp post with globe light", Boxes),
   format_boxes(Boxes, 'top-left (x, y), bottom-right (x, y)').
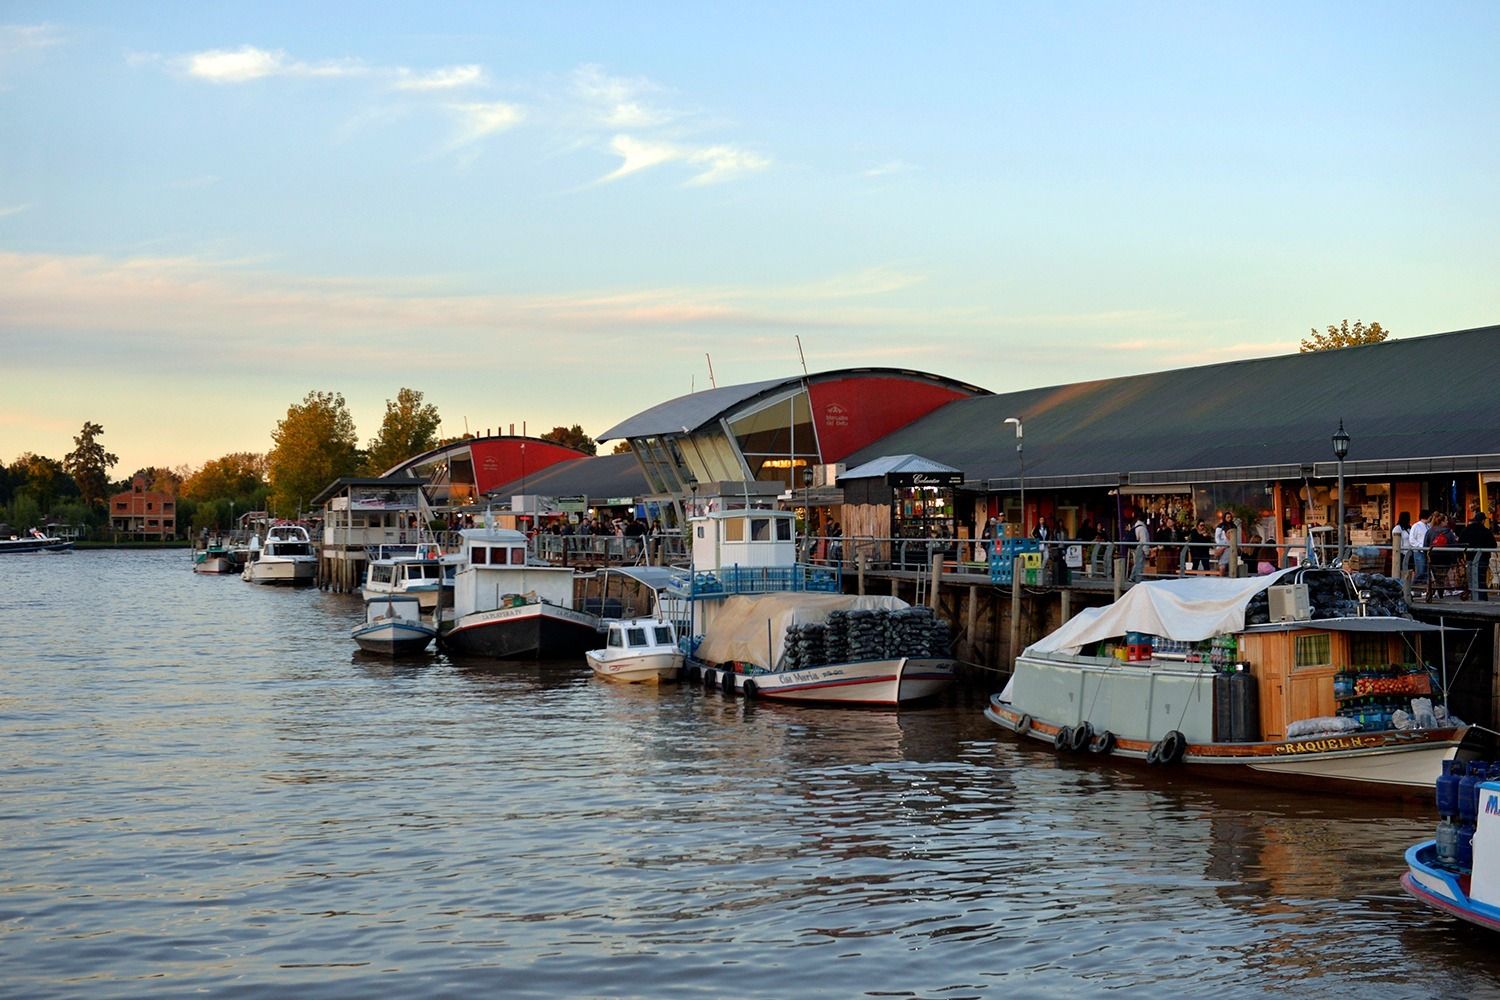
top-left (1332, 421), bottom-right (1350, 562)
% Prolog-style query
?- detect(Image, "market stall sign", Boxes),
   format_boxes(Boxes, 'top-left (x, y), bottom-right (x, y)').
top-left (889, 472), bottom-right (963, 488)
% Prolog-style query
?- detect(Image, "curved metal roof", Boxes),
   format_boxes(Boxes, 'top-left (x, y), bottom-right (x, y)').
top-left (597, 368), bottom-right (987, 442)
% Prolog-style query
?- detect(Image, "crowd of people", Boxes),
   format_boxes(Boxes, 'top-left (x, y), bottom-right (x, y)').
top-left (1393, 508), bottom-right (1495, 602)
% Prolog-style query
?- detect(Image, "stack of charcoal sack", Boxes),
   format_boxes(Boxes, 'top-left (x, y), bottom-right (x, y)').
top-left (1244, 571), bottom-right (1410, 626)
top-left (786, 607), bottom-right (953, 668)
top-left (783, 622), bottom-right (827, 671)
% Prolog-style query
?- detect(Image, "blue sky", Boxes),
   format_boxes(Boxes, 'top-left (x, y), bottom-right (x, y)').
top-left (3, 3), bottom-right (1498, 475)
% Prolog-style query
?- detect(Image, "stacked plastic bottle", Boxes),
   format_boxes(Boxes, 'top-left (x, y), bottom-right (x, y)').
top-left (1435, 759), bottom-right (1492, 872)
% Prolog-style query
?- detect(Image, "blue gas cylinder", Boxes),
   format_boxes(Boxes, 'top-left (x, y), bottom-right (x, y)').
top-left (1458, 763), bottom-right (1482, 827)
top-left (1457, 820), bottom-right (1476, 870)
top-left (1436, 759), bottom-right (1460, 817)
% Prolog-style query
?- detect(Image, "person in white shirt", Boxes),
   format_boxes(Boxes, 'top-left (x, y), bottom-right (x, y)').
top-left (1408, 509), bottom-right (1431, 583)
top-left (1213, 516), bottom-right (1236, 576)
top-left (1392, 510), bottom-right (1411, 578)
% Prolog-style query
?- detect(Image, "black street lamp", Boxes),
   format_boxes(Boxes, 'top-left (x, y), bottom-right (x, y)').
top-left (1005, 417), bottom-right (1024, 532)
top-left (1332, 420), bottom-right (1350, 561)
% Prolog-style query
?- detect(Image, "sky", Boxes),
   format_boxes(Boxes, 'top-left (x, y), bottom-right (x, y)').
top-left (2, 3), bottom-right (1498, 476)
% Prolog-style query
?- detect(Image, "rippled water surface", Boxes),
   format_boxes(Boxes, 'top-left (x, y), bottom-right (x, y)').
top-left (4, 550), bottom-right (1500, 998)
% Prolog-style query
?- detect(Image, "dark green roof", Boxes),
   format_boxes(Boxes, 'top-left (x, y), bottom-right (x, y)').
top-left (485, 452), bottom-right (647, 500)
top-left (844, 325), bottom-right (1500, 488)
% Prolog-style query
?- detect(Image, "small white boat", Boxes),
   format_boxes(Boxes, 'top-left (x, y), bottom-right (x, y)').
top-left (243, 523), bottom-right (317, 585)
top-left (1403, 767), bottom-right (1500, 932)
top-left (586, 618), bottom-right (683, 683)
top-left (362, 545), bottom-right (443, 612)
top-left (192, 537), bottom-right (236, 574)
top-left (352, 596), bottom-right (436, 656)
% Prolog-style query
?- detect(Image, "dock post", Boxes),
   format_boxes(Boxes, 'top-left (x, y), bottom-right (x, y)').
top-left (857, 552), bottom-right (866, 596)
top-left (1009, 555), bottom-right (1022, 667)
top-left (1113, 557), bottom-right (1125, 600)
top-left (929, 552), bottom-right (943, 611)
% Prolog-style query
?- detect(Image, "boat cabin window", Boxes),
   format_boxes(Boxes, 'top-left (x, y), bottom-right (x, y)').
top-left (491, 547), bottom-right (508, 565)
top-left (751, 518), bottom-right (771, 541)
top-left (472, 546), bottom-right (488, 564)
top-left (626, 627), bottom-right (649, 648)
top-left (512, 547), bottom-right (526, 564)
top-left (608, 629), bottom-right (625, 648)
top-left (1294, 633), bottom-right (1332, 669)
top-left (777, 519), bottom-right (791, 541)
top-left (724, 518), bottom-right (744, 542)
top-left (372, 566), bottom-right (393, 584)
top-left (653, 625), bottom-right (673, 645)
top-left (1349, 633), bottom-right (1388, 666)
top-left (696, 525), bottom-right (705, 539)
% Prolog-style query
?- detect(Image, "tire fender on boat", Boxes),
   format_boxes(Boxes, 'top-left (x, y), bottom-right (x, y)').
top-left (1054, 726), bottom-right (1073, 751)
top-left (684, 664), bottom-right (701, 683)
top-left (1159, 729), bottom-right (1187, 764)
top-left (742, 679), bottom-right (758, 699)
top-left (721, 669), bottom-right (735, 695)
top-left (1069, 723), bottom-right (1093, 753)
top-left (1015, 713), bottom-right (1032, 736)
top-left (703, 668), bottom-right (718, 688)
top-left (1146, 741), bottom-right (1163, 765)
top-left (1089, 730), bottom-right (1117, 754)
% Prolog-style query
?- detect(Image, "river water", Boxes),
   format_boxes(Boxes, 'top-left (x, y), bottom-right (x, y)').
top-left (3, 549), bottom-right (1500, 998)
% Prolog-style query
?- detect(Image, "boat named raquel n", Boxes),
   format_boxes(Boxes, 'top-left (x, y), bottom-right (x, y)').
top-left (984, 567), bottom-right (1472, 797)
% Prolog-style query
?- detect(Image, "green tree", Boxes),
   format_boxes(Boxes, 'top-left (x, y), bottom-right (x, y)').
top-left (1301, 319), bottom-right (1389, 352)
top-left (611, 440), bottom-right (633, 455)
top-left (12, 452), bottom-right (74, 511)
top-left (181, 452), bottom-right (268, 503)
top-left (364, 388), bottom-right (442, 474)
top-left (267, 391), bottom-right (359, 517)
top-left (540, 424), bottom-right (597, 455)
top-left (64, 421), bottom-right (119, 509)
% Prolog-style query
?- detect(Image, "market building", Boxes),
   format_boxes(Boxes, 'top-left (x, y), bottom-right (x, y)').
top-left (381, 434), bottom-right (591, 509)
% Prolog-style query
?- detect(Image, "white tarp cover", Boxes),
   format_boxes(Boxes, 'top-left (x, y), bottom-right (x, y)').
top-left (1027, 569), bottom-right (1298, 655)
top-left (695, 592), bottom-right (908, 670)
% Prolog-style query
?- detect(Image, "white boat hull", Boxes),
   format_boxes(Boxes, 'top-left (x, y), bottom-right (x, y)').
top-left (243, 559), bottom-right (316, 585)
top-left (352, 617), bottom-right (437, 656)
top-left (586, 650), bottom-right (683, 683)
top-left (698, 657), bottom-right (955, 707)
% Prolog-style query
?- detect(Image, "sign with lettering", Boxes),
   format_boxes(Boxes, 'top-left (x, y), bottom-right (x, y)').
top-left (889, 471), bottom-right (963, 488)
top-left (822, 402), bottom-right (849, 428)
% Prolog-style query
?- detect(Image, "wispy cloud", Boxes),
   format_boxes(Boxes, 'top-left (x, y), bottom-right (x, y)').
top-left (0, 203), bottom-right (30, 219)
top-left (445, 101), bottom-right (525, 148)
top-left (599, 135), bottom-right (769, 186)
top-left (394, 64), bottom-right (485, 92)
top-left (864, 160), bottom-right (916, 178)
top-left (178, 45), bottom-right (366, 84)
top-left (0, 23), bottom-right (61, 55)
top-left (571, 64), bottom-right (673, 128)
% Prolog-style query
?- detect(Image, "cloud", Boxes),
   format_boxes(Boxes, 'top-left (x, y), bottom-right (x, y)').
top-left (863, 160), bottom-right (916, 178)
top-left (446, 101), bottom-right (525, 147)
top-left (0, 203), bottom-right (30, 219)
top-left (393, 64), bottom-right (485, 91)
top-left (178, 45), bottom-right (367, 84)
top-left (0, 23), bottom-right (61, 55)
top-left (571, 64), bottom-right (673, 128)
top-left (599, 134), bottom-right (769, 186)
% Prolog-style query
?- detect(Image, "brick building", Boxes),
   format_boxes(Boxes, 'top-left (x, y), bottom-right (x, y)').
top-left (111, 475), bottom-right (177, 539)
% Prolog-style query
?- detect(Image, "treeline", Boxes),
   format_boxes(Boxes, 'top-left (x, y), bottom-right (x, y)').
top-left (3, 387), bottom-right (608, 537)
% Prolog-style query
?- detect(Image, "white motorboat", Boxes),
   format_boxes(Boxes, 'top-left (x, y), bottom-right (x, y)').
top-left (676, 508), bottom-right (956, 707)
top-left (192, 536), bottom-right (236, 574)
top-left (983, 567), bottom-right (1471, 797)
top-left (0, 528), bottom-right (74, 554)
top-left (586, 618), bottom-right (684, 683)
top-left (439, 524), bottom-right (602, 659)
top-left (362, 544), bottom-right (444, 612)
top-left (242, 523), bottom-right (317, 585)
top-left (352, 596), bottom-right (436, 656)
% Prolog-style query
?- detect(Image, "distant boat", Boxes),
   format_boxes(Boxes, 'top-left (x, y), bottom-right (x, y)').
top-left (242, 523), bottom-right (316, 585)
top-left (192, 537), bottom-right (236, 574)
top-left (352, 596), bottom-right (436, 656)
top-left (586, 618), bottom-right (683, 684)
top-left (0, 528), bottom-right (74, 554)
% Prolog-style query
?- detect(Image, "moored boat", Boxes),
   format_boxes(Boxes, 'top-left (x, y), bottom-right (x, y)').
top-left (1403, 763), bottom-right (1500, 932)
top-left (352, 596), bottom-right (437, 656)
top-left (242, 523), bottom-right (316, 585)
top-left (676, 506), bottom-right (956, 707)
top-left (439, 524), bottom-right (603, 659)
top-left (984, 567), bottom-right (1473, 797)
top-left (586, 618), bottom-right (684, 683)
top-left (362, 544), bottom-right (444, 613)
top-left (192, 536), bottom-right (236, 574)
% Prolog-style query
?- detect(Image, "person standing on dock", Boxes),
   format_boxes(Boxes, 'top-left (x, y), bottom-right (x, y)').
top-left (1458, 511), bottom-right (1495, 601)
top-left (1409, 509), bottom-right (1431, 584)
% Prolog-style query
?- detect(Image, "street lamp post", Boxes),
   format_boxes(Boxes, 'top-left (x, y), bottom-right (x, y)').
top-left (802, 465), bottom-right (814, 557)
top-left (1004, 417), bottom-right (1025, 532)
top-left (1332, 420), bottom-right (1350, 562)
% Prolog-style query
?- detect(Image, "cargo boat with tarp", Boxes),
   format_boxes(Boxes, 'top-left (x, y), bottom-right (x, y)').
top-left (675, 505), bottom-right (955, 706)
top-left (984, 567), bottom-right (1478, 796)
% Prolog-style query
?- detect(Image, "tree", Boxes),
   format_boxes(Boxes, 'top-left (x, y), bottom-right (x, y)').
top-left (181, 452), bottom-right (268, 502)
top-left (267, 391), bottom-right (360, 516)
top-left (364, 388), bottom-right (442, 474)
top-left (540, 424), bottom-right (597, 455)
top-left (1301, 319), bottom-right (1389, 353)
top-left (64, 421), bottom-right (118, 509)
top-left (14, 452), bottom-right (76, 511)
top-left (611, 440), bottom-right (633, 455)
top-left (125, 466), bottom-right (184, 496)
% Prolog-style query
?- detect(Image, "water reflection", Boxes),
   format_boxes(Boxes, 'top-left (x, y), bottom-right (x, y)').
top-left (4, 551), bottom-right (1500, 999)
